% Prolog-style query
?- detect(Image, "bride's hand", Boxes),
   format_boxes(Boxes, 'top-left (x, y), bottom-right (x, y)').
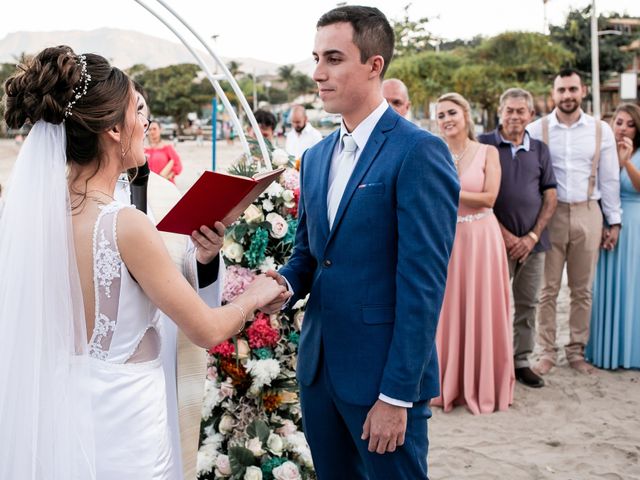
top-left (241, 274), bottom-right (290, 309)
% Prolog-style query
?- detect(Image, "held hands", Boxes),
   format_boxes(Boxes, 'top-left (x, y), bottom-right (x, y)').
top-left (361, 400), bottom-right (407, 454)
top-left (258, 270), bottom-right (291, 313)
top-left (508, 234), bottom-right (536, 263)
top-left (192, 222), bottom-right (225, 265)
top-left (601, 225), bottom-right (620, 251)
top-left (617, 136), bottom-right (634, 168)
top-left (241, 274), bottom-right (290, 310)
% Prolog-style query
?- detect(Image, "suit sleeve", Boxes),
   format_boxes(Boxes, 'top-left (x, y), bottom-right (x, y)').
top-left (279, 153), bottom-right (317, 303)
top-left (379, 134), bottom-right (460, 402)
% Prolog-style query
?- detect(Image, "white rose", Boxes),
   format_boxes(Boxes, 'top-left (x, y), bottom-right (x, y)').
top-left (214, 454), bottom-right (232, 476)
top-left (272, 461), bottom-right (301, 480)
top-left (266, 212), bottom-right (288, 239)
top-left (262, 198), bottom-right (274, 212)
top-left (266, 433), bottom-right (284, 456)
top-left (244, 466), bottom-right (263, 480)
top-left (265, 181), bottom-right (284, 198)
top-left (245, 437), bottom-right (266, 457)
top-left (282, 189), bottom-right (295, 202)
top-left (224, 241), bottom-right (244, 263)
top-left (218, 414), bottom-right (235, 434)
top-left (244, 204), bottom-right (265, 224)
top-left (271, 148), bottom-right (291, 167)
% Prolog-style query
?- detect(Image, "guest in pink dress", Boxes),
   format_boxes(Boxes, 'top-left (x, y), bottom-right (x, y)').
top-left (431, 92), bottom-right (514, 415)
top-left (145, 120), bottom-right (182, 183)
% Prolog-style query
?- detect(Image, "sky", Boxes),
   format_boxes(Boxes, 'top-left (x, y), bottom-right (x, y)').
top-left (2, 0), bottom-right (640, 65)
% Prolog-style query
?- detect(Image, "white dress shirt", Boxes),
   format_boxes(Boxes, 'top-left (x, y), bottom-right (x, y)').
top-left (285, 123), bottom-right (323, 158)
top-left (527, 110), bottom-right (621, 224)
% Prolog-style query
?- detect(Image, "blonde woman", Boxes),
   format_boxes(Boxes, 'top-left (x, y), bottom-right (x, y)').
top-left (431, 93), bottom-right (514, 414)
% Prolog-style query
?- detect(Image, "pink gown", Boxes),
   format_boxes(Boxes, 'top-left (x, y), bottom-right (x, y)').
top-left (431, 144), bottom-right (514, 415)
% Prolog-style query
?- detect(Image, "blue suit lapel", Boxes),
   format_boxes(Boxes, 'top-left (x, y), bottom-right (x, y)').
top-left (325, 108), bottom-right (397, 246)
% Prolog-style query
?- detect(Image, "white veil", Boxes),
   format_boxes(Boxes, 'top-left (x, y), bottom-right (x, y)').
top-left (0, 121), bottom-right (96, 479)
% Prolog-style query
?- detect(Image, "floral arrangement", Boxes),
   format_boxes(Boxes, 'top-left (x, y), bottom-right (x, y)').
top-left (197, 140), bottom-right (315, 480)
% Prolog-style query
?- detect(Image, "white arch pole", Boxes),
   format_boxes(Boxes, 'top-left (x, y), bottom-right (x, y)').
top-left (154, 0), bottom-right (272, 168)
top-left (132, 0), bottom-right (272, 170)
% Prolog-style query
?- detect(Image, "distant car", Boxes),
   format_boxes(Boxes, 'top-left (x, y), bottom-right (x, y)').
top-left (318, 113), bottom-right (342, 128)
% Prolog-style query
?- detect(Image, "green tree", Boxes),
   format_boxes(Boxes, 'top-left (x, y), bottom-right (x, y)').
top-left (277, 65), bottom-right (295, 85)
top-left (386, 51), bottom-right (462, 111)
top-left (550, 6), bottom-right (634, 81)
top-left (227, 60), bottom-right (243, 77)
top-left (136, 63), bottom-right (213, 132)
top-left (391, 3), bottom-right (433, 57)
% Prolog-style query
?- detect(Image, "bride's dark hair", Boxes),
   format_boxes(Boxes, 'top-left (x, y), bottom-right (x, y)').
top-left (3, 45), bottom-right (131, 167)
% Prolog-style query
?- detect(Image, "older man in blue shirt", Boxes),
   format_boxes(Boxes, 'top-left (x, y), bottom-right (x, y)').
top-left (479, 88), bottom-right (557, 388)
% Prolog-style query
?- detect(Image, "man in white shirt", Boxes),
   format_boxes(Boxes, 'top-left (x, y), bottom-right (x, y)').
top-left (285, 104), bottom-right (323, 158)
top-left (527, 68), bottom-right (621, 376)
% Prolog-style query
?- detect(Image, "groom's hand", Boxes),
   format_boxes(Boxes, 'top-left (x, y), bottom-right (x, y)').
top-left (259, 270), bottom-right (290, 313)
top-left (361, 400), bottom-right (407, 454)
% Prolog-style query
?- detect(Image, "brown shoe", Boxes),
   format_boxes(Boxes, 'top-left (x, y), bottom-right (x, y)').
top-left (532, 358), bottom-right (554, 376)
top-left (569, 359), bottom-right (595, 374)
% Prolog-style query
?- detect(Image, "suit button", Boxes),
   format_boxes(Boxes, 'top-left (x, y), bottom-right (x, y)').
top-left (323, 259), bottom-right (332, 267)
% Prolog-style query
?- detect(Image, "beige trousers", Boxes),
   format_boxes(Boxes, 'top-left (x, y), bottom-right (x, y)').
top-left (537, 201), bottom-right (603, 363)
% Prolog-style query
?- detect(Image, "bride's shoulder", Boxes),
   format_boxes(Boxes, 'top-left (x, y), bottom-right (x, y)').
top-left (115, 206), bottom-right (157, 247)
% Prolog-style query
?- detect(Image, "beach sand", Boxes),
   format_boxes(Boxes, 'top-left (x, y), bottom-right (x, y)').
top-left (1, 137), bottom-right (639, 479)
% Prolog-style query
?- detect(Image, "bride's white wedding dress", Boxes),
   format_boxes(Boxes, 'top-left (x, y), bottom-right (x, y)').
top-left (88, 201), bottom-right (175, 479)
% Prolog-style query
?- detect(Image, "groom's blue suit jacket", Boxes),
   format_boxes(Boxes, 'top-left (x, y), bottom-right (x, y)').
top-left (280, 107), bottom-right (459, 406)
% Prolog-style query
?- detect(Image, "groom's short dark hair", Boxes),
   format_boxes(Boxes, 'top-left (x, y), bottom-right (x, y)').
top-left (317, 6), bottom-right (394, 78)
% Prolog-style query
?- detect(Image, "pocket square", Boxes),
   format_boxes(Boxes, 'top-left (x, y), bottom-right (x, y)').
top-left (358, 182), bottom-right (382, 189)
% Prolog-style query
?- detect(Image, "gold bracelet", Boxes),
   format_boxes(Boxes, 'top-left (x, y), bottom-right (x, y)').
top-left (527, 231), bottom-right (539, 243)
top-left (227, 302), bottom-right (247, 335)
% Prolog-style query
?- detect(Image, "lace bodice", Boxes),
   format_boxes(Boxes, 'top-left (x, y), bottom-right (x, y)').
top-left (88, 201), bottom-right (161, 363)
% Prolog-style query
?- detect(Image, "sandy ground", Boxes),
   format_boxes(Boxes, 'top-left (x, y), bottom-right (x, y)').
top-left (1, 137), bottom-right (639, 479)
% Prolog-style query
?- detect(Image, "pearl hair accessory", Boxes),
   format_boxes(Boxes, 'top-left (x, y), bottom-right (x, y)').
top-left (63, 54), bottom-right (91, 118)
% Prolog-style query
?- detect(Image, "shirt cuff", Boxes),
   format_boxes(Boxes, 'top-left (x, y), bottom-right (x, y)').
top-left (281, 276), bottom-right (294, 310)
top-left (605, 213), bottom-right (622, 226)
top-left (378, 394), bottom-right (412, 408)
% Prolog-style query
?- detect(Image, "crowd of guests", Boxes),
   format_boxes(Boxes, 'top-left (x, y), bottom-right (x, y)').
top-left (118, 68), bottom-right (639, 419)
top-left (380, 70), bottom-right (639, 416)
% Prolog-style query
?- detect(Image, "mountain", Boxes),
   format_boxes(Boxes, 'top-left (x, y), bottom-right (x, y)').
top-left (0, 28), bottom-right (310, 76)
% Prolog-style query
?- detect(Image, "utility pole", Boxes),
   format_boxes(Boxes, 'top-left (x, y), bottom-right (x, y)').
top-left (590, 0), bottom-right (601, 118)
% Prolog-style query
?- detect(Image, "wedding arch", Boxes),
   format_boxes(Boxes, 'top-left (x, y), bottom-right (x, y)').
top-left (133, 0), bottom-right (272, 171)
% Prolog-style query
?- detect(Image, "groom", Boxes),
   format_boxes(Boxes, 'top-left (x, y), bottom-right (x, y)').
top-left (264, 6), bottom-right (459, 479)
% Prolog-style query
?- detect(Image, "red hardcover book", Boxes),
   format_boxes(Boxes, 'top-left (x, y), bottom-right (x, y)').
top-left (156, 168), bottom-right (285, 235)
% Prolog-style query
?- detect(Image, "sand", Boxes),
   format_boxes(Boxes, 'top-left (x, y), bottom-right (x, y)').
top-left (1, 137), bottom-right (639, 479)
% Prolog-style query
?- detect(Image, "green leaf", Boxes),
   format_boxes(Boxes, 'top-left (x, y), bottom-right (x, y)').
top-left (229, 446), bottom-right (256, 472)
top-left (247, 419), bottom-right (271, 444)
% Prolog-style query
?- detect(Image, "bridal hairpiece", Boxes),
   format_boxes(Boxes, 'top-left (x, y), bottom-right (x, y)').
top-left (64, 54), bottom-right (91, 118)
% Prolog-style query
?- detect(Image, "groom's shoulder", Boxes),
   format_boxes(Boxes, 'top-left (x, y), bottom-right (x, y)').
top-left (394, 117), bottom-right (448, 155)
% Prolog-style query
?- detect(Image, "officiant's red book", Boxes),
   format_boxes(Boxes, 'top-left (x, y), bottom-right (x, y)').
top-left (156, 168), bottom-right (285, 235)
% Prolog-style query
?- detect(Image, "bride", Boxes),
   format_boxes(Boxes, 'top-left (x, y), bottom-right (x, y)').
top-left (0, 46), bottom-right (287, 479)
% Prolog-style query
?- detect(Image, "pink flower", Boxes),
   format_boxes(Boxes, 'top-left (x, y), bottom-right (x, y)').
top-left (281, 168), bottom-right (300, 191)
top-left (246, 313), bottom-right (280, 349)
top-left (207, 366), bottom-right (218, 381)
top-left (210, 341), bottom-right (235, 357)
top-left (222, 266), bottom-right (256, 303)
